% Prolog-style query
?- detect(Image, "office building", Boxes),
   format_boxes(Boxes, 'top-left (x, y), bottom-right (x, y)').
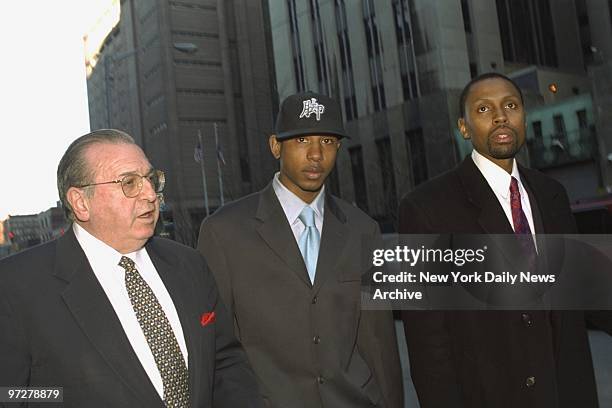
top-left (268, 0), bottom-right (612, 229)
top-left (85, 0), bottom-right (278, 245)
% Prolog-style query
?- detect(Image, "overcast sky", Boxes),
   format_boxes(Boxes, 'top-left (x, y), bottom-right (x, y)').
top-left (0, 0), bottom-right (115, 220)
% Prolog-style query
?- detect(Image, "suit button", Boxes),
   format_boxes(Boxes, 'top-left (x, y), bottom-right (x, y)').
top-left (526, 376), bottom-right (536, 387)
top-left (313, 335), bottom-right (321, 344)
top-left (521, 313), bottom-right (532, 327)
top-left (312, 296), bottom-right (318, 304)
top-left (317, 376), bottom-right (325, 384)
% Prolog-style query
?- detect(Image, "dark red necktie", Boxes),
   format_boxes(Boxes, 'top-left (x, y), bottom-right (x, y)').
top-left (510, 177), bottom-right (537, 259)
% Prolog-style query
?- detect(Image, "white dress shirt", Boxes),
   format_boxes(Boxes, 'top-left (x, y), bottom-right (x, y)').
top-left (73, 223), bottom-right (188, 398)
top-left (272, 172), bottom-right (325, 244)
top-left (471, 150), bottom-right (537, 240)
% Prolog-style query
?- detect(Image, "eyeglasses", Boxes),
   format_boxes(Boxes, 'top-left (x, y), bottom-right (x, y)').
top-left (76, 169), bottom-right (165, 198)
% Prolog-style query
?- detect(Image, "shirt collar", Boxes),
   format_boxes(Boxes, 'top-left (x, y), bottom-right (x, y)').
top-left (73, 222), bottom-right (145, 268)
top-left (471, 149), bottom-right (522, 199)
top-left (272, 172), bottom-right (325, 224)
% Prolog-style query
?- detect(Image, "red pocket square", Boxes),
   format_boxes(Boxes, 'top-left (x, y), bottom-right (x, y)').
top-left (200, 311), bottom-right (216, 326)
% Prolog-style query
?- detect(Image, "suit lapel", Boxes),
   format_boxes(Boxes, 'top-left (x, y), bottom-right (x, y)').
top-left (313, 194), bottom-right (349, 292)
top-left (55, 229), bottom-right (163, 407)
top-left (520, 167), bottom-right (565, 349)
top-left (255, 183), bottom-right (312, 287)
top-left (146, 240), bottom-right (204, 408)
top-left (458, 157), bottom-right (525, 271)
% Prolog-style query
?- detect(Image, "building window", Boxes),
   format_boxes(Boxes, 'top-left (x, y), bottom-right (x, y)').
top-left (532, 120), bottom-right (543, 139)
top-left (405, 128), bottom-right (427, 186)
top-left (392, 0), bottom-right (420, 101)
top-left (335, 0), bottom-right (358, 120)
top-left (469, 63), bottom-right (477, 79)
top-left (576, 109), bottom-right (588, 129)
top-left (461, 0), bottom-right (472, 33)
top-left (310, 0), bottom-right (329, 95)
top-left (349, 146), bottom-right (369, 211)
top-left (376, 137), bottom-right (398, 213)
top-left (288, 0), bottom-right (306, 92)
top-left (496, 0), bottom-right (558, 67)
top-left (363, 0), bottom-right (386, 111)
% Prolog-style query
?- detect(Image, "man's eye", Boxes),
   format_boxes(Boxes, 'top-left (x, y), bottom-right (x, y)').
top-left (477, 106), bottom-right (489, 113)
top-left (322, 138), bottom-right (332, 144)
top-left (506, 102), bottom-right (517, 109)
top-left (297, 137), bottom-right (308, 143)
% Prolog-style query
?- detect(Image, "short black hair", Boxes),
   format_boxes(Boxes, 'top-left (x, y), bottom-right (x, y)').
top-left (459, 72), bottom-right (524, 117)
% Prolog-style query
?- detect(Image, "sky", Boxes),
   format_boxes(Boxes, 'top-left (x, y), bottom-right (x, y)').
top-left (0, 1), bottom-right (115, 220)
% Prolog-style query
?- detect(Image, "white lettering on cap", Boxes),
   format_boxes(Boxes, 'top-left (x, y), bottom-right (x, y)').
top-left (299, 98), bottom-right (325, 121)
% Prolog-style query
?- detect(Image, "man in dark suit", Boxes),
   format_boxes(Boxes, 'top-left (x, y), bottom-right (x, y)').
top-left (197, 92), bottom-right (403, 408)
top-left (399, 73), bottom-right (612, 408)
top-left (0, 129), bottom-right (262, 408)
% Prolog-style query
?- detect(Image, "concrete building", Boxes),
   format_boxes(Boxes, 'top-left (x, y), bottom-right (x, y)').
top-left (2, 204), bottom-right (68, 254)
top-left (268, 0), bottom-right (612, 230)
top-left (85, 0), bottom-right (278, 245)
top-left (4, 214), bottom-right (43, 251)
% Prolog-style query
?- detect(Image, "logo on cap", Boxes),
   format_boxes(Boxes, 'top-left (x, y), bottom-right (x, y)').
top-left (299, 98), bottom-right (325, 121)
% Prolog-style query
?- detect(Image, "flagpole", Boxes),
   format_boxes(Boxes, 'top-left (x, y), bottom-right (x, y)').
top-left (198, 129), bottom-right (210, 217)
top-left (214, 122), bottom-right (225, 206)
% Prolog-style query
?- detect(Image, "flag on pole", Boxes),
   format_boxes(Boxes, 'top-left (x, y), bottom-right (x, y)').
top-left (216, 142), bottom-right (226, 166)
top-left (194, 139), bottom-right (203, 163)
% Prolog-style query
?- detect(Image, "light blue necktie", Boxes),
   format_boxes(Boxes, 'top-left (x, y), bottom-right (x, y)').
top-left (298, 206), bottom-right (320, 284)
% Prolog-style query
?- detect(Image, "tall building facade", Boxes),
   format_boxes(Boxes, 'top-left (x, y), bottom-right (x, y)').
top-left (268, 0), bottom-right (612, 230)
top-left (86, 0), bottom-right (278, 245)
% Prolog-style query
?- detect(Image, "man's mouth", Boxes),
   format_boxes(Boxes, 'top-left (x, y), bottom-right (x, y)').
top-left (303, 167), bottom-right (324, 179)
top-left (490, 126), bottom-right (516, 144)
top-left (138, 209), bottom-right (156, 219)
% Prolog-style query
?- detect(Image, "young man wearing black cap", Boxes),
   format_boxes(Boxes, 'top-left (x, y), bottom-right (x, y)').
top-left (197, 92), bottom-right (403, 408)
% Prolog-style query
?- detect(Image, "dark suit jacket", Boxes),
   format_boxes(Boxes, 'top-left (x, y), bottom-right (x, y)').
top-left (399, 156), bottom-right (612, 408)
top-left (0, 227), bottom-right (263, 408)
top-left (197, 183), bottom-right (403, 408)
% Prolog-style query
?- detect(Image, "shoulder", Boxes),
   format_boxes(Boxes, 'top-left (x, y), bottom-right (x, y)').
top-left (520, 165), bottom-right (568, 196)
top-left (148, 236), bottom-right (204, 264)
top-left (203, 191), bottom-right (261, 228)
top-left (400, 167), bottom-right (463, 208)
top-left (0, 239), bottom-right (59, 292)
top-left (328, 195), bottom-right (379, 231)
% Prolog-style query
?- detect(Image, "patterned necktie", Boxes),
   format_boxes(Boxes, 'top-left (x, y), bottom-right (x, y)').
top-left (118, 256), bottom-right (190, 408)
top-left (510, 177), bottom-right (537, 260)
top-left (298, 206), bottom-right (320, 284)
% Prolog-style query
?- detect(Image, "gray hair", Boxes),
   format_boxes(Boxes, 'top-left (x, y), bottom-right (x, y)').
top-left (57, 129), bottom-right (136, 220)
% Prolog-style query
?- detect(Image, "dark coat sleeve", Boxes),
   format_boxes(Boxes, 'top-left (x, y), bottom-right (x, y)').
top-left (195, 250), bottom-right (263, 408)
top-left (399, 196), bottom-right (465, 408)
top-left (359, 221), bottom-right (404, 408)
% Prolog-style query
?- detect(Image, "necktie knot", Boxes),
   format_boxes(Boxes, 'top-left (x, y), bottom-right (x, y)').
top-left (299, 206), bottom-right (316, 228)
top-left (118, 256), bottom-right (136, 272)
top-left (510, 177), bottom-right (520, 200)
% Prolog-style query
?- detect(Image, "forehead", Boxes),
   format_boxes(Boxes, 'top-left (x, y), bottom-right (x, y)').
top-left (466, 78), bottom-right (521, 103)
top-left (289, 134), bottom-right (339, 140)
top-left (85, 142), bottom-right (151, 177)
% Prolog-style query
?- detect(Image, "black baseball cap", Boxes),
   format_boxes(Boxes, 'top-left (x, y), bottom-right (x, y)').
top-left (274, 91), bottom-right (349, 141)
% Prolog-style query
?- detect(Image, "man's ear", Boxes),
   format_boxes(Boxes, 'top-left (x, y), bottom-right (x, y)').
top-left (269, 135), bottom-right (281, 159)
top-left (67, 187), bottom-right (91, 222)
top-left (458, 118), bottom-right (470, 140)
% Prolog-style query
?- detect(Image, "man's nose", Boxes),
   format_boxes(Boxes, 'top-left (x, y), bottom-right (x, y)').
top-left (493, 109), bottom-right (508, 125)
top-left (307, 141), bottom-right (323, 161)
top-left (140, 177), bottom-right (157, 201)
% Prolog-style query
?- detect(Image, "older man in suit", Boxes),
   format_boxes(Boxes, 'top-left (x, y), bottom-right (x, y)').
top-left (0, 129), bottom-right (262, 408)
top-left (399, 73), bottom-right (612, 408)
top-left (197, 92), bottom-right (403, 408)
